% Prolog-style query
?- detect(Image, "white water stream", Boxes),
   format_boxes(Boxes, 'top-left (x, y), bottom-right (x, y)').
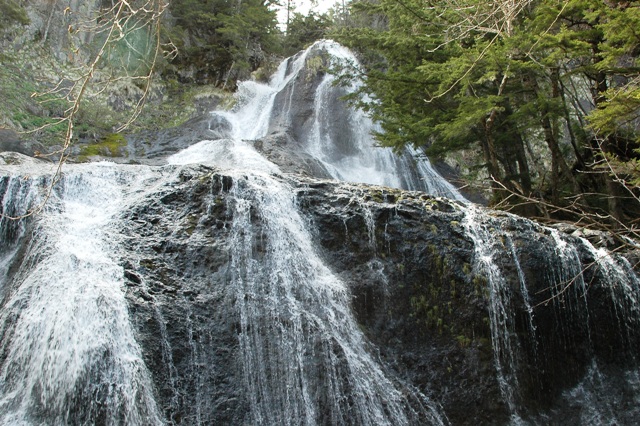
top-left (462, 207), bottom-right (525, 425)
top-left (0, 165), bottom-right (164, 425)
top-left (168, 112), bottom-right (446, 424)
top-left (2, 39), bottom-right (639, 426)
top-left (462, 204), bottom-right (640, 425)
top-left (201, 39), bottom-right (464, 201)
top-left (166, 40), bottom-right (454, 425)
top-left (0, 40), bottom-right (455, 426)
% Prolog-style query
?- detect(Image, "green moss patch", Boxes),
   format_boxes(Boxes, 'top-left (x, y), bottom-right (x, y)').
top-left (78, 133), bottom-right (127, 161)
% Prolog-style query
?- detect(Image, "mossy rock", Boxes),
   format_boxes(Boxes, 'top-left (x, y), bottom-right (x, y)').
top-left (77, 133), bottom-right (127, 161)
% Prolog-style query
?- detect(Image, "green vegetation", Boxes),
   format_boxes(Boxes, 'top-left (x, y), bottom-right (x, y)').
top-left (105, 21), bottom-right (156, 76)
top-left (165, 0), bottom-right (282, 87)
top-left (164, 1), bottom-right (338, 86)
top-left (4, 1), bottom-right (640, 241)
top-left (78, 133), bottom-right (127, 161)
top-left (0, 1), bottom-right (338, 150)
top-left (0, 58), bottom-right (69, 145)
top-left (0, 0), bottom-right (29, 32)
top-left (335, 0), bottom-right (640, 231)
top-left (282, 11), bottom-right (332, 55)
top-left (456, 334), bottom-right (472, 348)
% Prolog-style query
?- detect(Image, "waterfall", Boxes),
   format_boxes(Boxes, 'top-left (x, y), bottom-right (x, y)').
top-left (220, 43), bottom-right (314, 143)
top-left (207, 39), bottom-right (465, 200)
top-left (461, 203), bottom-right (640, 425)
top-left (229, 173), bottom-right (444, 425)
top-left (1, 39), bottom-right (639, 425)
top-left (0, 164), bottom-right (164, 425)
top-left (162, 43), bottom-right (458, 423)
top-left (168, 127), bottom-right (447, 424)
top-left (0, 40), bottom-right (461, 425)
top-left (462, 207), bottom-right (525, 425)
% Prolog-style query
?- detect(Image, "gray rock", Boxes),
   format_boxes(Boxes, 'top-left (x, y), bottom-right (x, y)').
top-left (252, 131), bottom-right (332, 178)
top-left (102, 167), bottom-right (640, 425)
top-left (0, 129), bottom-right (46, 158)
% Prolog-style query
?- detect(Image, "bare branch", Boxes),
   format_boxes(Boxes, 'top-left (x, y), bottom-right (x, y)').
top-left (3, 0), bottom-right (175, 221)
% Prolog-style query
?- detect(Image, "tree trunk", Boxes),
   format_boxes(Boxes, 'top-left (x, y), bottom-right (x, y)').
top-left (523, 70), bottom-right (579, 205)
top-left (481, 117), bottom-right (509, 205)
top-left (592, 42), bottom-right (626, 221)
top-left (600, 135), bottom-right (627, 222)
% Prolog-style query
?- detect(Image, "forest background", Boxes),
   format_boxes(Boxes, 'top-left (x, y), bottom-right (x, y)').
top-left (1, 0), bottom-right (639, 243)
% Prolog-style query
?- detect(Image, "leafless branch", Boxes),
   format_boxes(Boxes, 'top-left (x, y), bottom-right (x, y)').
top-left (3, 0), bottom-right (175, 221)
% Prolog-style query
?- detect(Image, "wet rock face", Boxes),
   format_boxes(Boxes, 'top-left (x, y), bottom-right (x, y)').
top-left (266, 50), bottom-right (325, 139)
top-left (266, 46), bottom-right (369, 162)
top-left (70, 114), bottom-right (234, 165)
top-left (1, 160), bottom-right (638, 425)
top-left (109, 167), bottom-right (639, 425)
top-left (116, 169), bottom-right (496, 424)
top-left (251, 132), bottom-right (332, 178)
top-left (296, 186), bottom-right (640, 425)
top-left (294, 181), bottom-right (506, 425)
top-left (120, 166), bottom-right (247, 425)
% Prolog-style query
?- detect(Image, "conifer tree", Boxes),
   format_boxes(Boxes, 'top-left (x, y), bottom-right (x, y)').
top-left (336, 0), bottom-right (640, 228)
top-left (168, 0), bottom-right (281, 86)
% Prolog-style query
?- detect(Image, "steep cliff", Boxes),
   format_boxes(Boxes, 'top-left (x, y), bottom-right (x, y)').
top-left (1, 156), bottom-right (639, 424)
top-left (1, 0), bottom-right (101, 60)
top-left (1, 41), bottom-right (639, 425)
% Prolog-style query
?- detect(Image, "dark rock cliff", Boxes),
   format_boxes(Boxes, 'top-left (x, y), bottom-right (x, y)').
top-left (59, 164), bottom-right (634, 425)
top-left (1, 39), bottom-right (639, 425)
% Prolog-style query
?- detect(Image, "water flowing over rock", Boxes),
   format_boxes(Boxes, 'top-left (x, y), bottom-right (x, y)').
top-left (1, 41), bottom-right (640, 425)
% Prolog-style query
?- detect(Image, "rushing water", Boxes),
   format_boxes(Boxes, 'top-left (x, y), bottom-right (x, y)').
top-left (0, 165), bottom-right (164, 425)
top-left (461, 204), bottom-right (640, 425)
top-left (0, 41), bottom-right (455, 425)
top-left (462, 207), bottom-right (525, 425)
top-left (209, 40), bottom-right (465, 201)
top-left (167, 117), bottom-right (446, 425)
top-left (1, 40), bottom-right (639, 425)
top-left (229, 172), bottom-right (443, 425)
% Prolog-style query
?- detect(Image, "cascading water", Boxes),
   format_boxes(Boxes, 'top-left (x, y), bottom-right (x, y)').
top-left (230, 173), bottom-right (443, 425)
top-left (0, 39), bottom-right (460, 425)
top-left (298, 43), bottom-right (462, 199)
top-left (461, 203), bottom-right (640, 425)
top-left (168, 125), bottom-right (446, 425)
top-left (0, 164), bottom-right (164, 425)
top-left (1, 39), bottom-right (640, 426)
top-left (545, 233), bottom-right (640, 425)
top-left (209, 40), bottom-right (464, 201)
top-left (462, 207), bottom-right (526, 425)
